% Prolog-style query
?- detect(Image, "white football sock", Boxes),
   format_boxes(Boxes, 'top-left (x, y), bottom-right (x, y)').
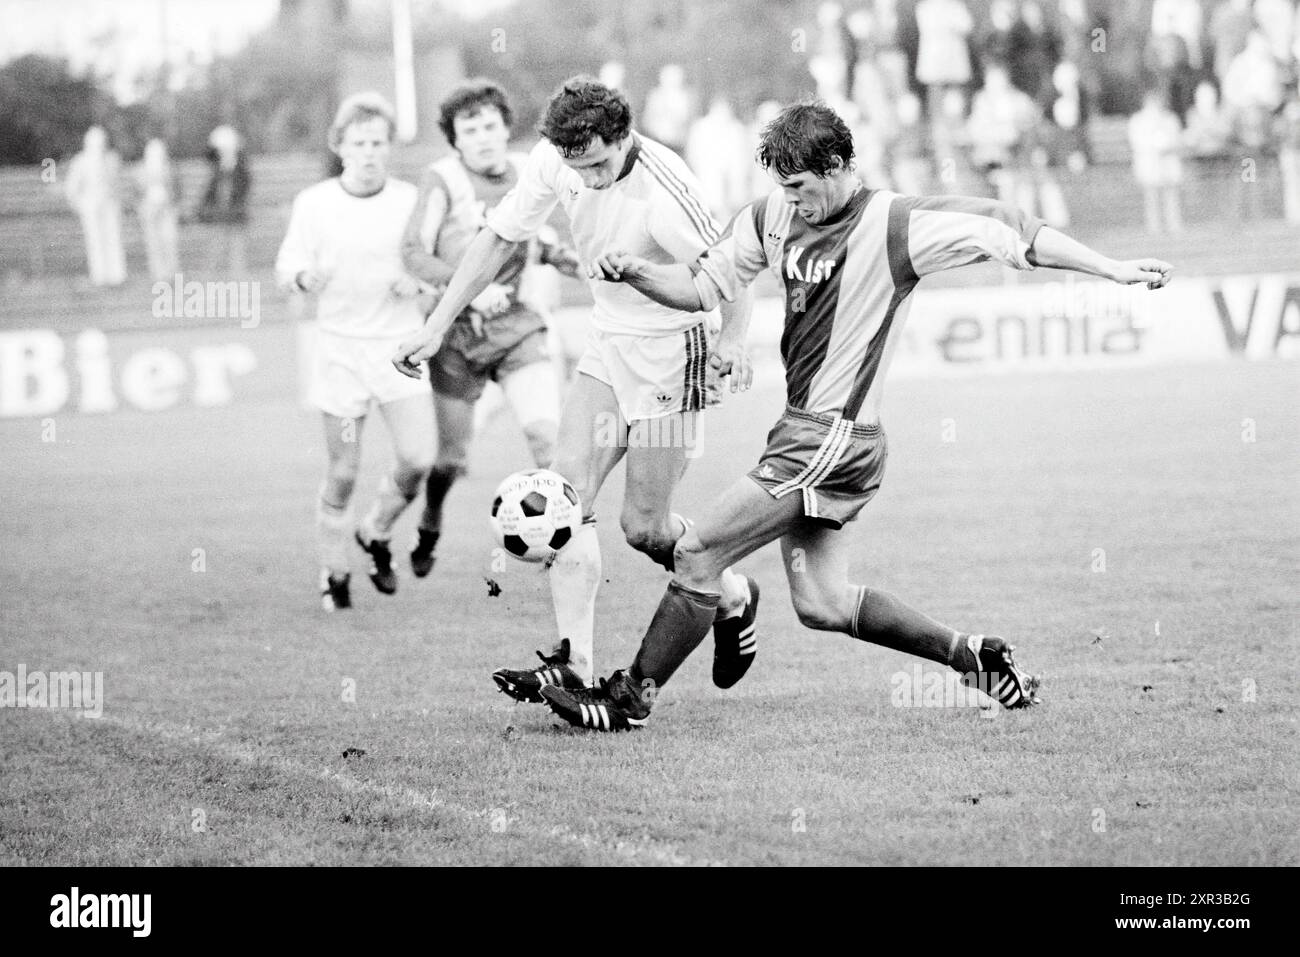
top-left (365, 472), bottom-right (414, 540)
top-left (548, 519), bottom-right (601, 683)
top-left (316, 491), bottom-right (351, 577)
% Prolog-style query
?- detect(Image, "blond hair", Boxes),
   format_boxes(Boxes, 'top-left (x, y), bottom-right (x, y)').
top-left (328, 92), bottom-right (396, 151)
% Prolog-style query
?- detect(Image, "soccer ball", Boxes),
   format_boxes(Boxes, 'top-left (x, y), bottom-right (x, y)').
top-left (489, 469), bottom-right (581, 563)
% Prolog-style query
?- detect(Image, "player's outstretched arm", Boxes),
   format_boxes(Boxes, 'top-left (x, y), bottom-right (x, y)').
top-left (587, 252), bottom-right (705, 312)
top-left (392, 226), bottom-right (520, 378)
top-left (1028, 227), bottom-right (1173, 289)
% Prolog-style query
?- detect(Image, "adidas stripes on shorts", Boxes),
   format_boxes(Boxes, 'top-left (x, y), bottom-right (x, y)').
top-left (747, 406), bottom-right (888, 529)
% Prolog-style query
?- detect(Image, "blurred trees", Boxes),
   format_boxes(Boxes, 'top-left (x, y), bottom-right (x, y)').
top-left (0, 55), bottom-right (112, 164)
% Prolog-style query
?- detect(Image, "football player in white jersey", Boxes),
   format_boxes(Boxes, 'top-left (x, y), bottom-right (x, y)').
top-left (401, 80), bottom-right (580, 579)
top-left (393, 76), bottom-right (757, 701)
top-left (276, 92), bottom-right (434, 610)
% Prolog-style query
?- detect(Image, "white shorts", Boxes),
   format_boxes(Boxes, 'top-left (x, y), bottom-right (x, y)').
top-left (575, 322), bottom-right (714, 422)
top-left (307, 328), bottom-right (428, 419)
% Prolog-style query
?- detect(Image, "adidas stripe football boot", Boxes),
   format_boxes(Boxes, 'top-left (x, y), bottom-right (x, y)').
top-left (712, 577), bottom-right (760, 689)
top-left (492, 638), bottom-right (586, 704)
top-left (541, 669), bottom-right (650, 732)
top-left (957, 634), bottom-right (1042, 709)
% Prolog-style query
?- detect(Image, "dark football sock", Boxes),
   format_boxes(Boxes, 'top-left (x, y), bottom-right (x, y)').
top-left (629, 581), bottom-right (720, 691)
top-left (420, 464), bottom-right (459, 533)
top-left (850, 585), bottom-right (959, 666)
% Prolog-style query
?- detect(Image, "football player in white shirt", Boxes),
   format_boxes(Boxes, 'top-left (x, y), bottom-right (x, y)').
top-left (277, 92), bottom-right (434, 611)
top-left (393, 76), bottom-right (757, 701)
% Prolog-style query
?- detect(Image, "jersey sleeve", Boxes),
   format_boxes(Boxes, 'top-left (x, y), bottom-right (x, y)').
top-left (689, 201), bottom-right (769, 310)
top-left (898, 195), bottom-right (1045, 278)
top-left (484, 140), bottom-right (562, 243)
top-left (401, 166), bottom-right (456, 285)
top-left (646, 164), bottom-right (723, 263)
top-left (274, 191), bottom-right (315, 288)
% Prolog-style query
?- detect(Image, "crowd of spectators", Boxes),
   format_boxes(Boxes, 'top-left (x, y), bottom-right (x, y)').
top-left (669, 0), bottom-right (1300, 234)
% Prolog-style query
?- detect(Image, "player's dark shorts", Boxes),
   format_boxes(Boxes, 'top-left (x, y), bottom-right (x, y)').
top-left (428, 304), bottom-right (549, 402)
top-left (747, 406), bottom-right (888, 529)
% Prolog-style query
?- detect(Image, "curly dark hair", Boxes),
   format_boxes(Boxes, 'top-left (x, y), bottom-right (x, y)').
top-left (537, 76), bottom-right (632, 157)
top-left (757, 101), bottom-right (855, 179)
top-left (438, 80), bottom-right (513, 147)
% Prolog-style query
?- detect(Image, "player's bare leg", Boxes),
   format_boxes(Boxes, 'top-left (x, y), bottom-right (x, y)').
top-left (355, 394), bottom-right (435, 594)
top-left (491, 372), bottom-right (625, 701)
top-left (778, 524), bottom-right (1041, 708)
top-left (319, 412), bottom-right (367, 610)
top-left (411, 391), bottom-right (474, 578)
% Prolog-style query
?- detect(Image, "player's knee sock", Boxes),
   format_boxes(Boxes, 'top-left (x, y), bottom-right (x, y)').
top-left (316, 490), bottom-right (351, 577)
top-left (548, 517), bottom-right (601, 683)
top-left (629, 581), bottom-right (720, 693)
top-left (365, 471), bottom-right (418, 541)
top-left (420, 464), bottom-right (460, 533)
top-left (850, 586), bottom-right (960, 666)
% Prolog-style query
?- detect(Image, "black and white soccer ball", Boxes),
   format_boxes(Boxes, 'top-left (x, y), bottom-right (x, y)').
top-left (489, 469), bottom-right (581, 563)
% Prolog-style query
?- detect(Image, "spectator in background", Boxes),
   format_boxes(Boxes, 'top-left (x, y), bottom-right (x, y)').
top-left (815, 2), bottom-right (856, 103)
top-left (686, 97), bottom-right (750, 218)
top-left (642, 64), bottom-right (696, 156)
top-left (1051, 60), bottom-right (1089, 173)
top-left (891, 91), bottom-right (932, 195)
top-left (967, 62), bottom-right (1039, 207)
top-left (1128, 89), bottom-right (1185, 235)
top-left (134, 138), bottom-right (181, 282)
top-left (979, 0), bottom-right (1019, 71)
top-left (198, 124), bottom-right (252, 275)
top-left (64, 125), bottom-right (126, 287)
top-left (1183, 81), bottom-right (1234, 159)
top-left (1145, 30), bottom-right (1199, 121)
top-left (1210, 0), bottom-right (1256, 87)
top-left (1007, 0), bottom-right (1062, 110)
top-left (1151, 0), bottom-right (1206, 72)
top-left (1222, 30), bottom-right (1286, 147)
top-left (1276, 88), bottom-right (1300, 223)
top-left (915, 0), bottom-right (974, 121)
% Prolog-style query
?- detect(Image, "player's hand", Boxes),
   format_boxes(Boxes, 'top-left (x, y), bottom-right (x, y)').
top-left (588, 251), bottom-right (647, 283)
top-left (391, 330), bottom-right (442, 379)
top-left (294, 269), bottom-right (327, 294)
top-left (710, 337), bottom-right (753, 393)
top-left (1110, 258), bottom-right (1173, 289)
top-left (389, 274), bottom-right (422, 299)
top-left (470, 283), bottom-right (513, 319)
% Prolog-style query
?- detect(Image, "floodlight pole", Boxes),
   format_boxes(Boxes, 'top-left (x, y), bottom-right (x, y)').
top-left (392, 0), bottom-right (418, 143)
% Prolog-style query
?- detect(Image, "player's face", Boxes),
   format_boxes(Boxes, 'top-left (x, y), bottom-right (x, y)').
top-left (771, 167), bottom-right (841, 224)
top-left (452, 105), bottom-right (510, 175)
top-left (560, 136), bottom-right (628, 191)
top-left (336, 117), bottom-right (392, 189)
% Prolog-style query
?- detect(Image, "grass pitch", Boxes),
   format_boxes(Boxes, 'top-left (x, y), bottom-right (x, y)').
top-left (1, 359), bottom-right (1296, 866)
